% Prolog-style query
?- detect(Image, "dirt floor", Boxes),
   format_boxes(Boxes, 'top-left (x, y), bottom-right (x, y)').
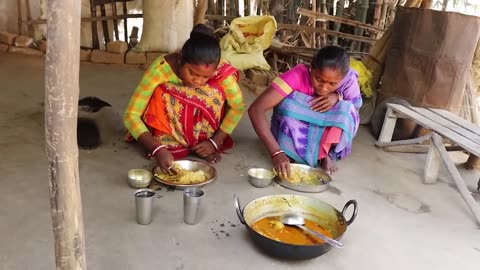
top-left (0, 52), bottom-right (479, 270)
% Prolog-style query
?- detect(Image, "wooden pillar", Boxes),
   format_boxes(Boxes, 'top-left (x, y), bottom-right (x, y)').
top-left (45, 0), bottom-right (86, 269)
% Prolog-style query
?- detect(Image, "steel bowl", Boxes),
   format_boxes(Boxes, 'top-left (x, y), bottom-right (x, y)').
top-left (275, 163), bottom-right (331, 193)
top-left (152, 159), bottom-right (217, 190)
top-left (248, 168), bottom-right (275, 188)
top-left (127, 169), bottom-right (153, 189)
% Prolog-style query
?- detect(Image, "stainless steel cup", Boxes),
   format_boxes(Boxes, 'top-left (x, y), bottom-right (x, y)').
top-left (135, 189), bottom-right (155, 225)
top-left (183, 188), bottom-right (204, 225)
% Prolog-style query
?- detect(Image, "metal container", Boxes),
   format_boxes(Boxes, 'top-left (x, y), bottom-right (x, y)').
top-left (135, 189), bottom-right (156, 225)
top-left (248, 168), bottom-right (275, 188)
top-left (275, 164), bottom-right (331, 193)
top-left (183, 188), bottom-right (204, 225)
top-left (153, 159), bottom-right (216, 190)
top-left (127, 169), bottom-right (153, 189)
top-left (234, 194), bottom-right (357, 260)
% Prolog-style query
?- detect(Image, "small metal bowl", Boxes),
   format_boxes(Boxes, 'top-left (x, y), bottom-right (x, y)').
top-left (248, 168), bottom-right (275, 188)
top-left (127, 169), bottom-right (153, 189)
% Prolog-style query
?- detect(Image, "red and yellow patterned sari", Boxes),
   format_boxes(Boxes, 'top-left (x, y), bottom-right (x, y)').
top-left (141, 63), bottom-right (238, 159)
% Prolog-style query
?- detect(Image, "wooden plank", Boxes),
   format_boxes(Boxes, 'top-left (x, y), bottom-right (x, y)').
top-left (430, 108), bottom-right (480, 138)
top-left (297, 8), bottom-right (385, 33)
top-left (277, 23), bottom-right (377, 44)
top-left (431, 133), bottom-right (480, 225)
top-left (387, 104), bottom-right (480, 156)
top-left (411, 107), bottom-right (480, 146)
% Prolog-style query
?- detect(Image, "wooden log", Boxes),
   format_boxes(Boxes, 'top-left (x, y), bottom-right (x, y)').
top-left (45, 0), bottom-right (86, 269)
top-left (297, 8), bottom-right (385, 33)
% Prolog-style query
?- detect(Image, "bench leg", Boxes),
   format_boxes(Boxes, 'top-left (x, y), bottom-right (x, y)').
top-left (377, 107), bottom-right (398, 144)
top-left (424, 140), bottom-right (441, 184)
top-left (431, 133), bottom-right (480, 225)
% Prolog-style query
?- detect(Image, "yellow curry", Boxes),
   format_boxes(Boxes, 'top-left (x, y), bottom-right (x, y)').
top-left (252, 216), bottom-right (333, 245)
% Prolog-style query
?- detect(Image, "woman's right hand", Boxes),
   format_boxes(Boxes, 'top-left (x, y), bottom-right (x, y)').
top-left (154, 148), bottom-right (175, 174)
top-left (273, 153), bottom-right (291, 179)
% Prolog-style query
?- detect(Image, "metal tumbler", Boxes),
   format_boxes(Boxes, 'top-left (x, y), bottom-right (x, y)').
top-left (135, 189), bottom-right (155, 225)
top-left (183, 188), bottom-right (204, 225)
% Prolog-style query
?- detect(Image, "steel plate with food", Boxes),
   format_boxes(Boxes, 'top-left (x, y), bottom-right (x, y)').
top-left (274, 163), bottom-right (331, 193)
top-left (234, 194), bottom-right (357, 260)
top-left (153, 160), bottom-right (217, 190)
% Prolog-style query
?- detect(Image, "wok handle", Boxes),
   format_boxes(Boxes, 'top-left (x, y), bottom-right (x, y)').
top-left (342, 200), bottom-right (358, 226)
top-left (233, 193), bottom-right (246, 224)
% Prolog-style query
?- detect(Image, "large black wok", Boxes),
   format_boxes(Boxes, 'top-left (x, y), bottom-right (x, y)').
top-left (234, 194), bottom-right (357, 260)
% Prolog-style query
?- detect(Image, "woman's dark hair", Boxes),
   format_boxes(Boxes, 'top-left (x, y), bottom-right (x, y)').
top-left (311, 46), bottom-right (350, 76)
top-left (180, 24), bottom-right (221, 66)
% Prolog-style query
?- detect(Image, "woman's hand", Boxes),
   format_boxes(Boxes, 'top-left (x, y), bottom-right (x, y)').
top-left (154, 148), bottom-right (175, 174)
top-left (191, 140), bottom-right (217, 158)
top-left (309, 92), bottom-right (339, 112)
top-left (273, 153), bottom-right (291, 179)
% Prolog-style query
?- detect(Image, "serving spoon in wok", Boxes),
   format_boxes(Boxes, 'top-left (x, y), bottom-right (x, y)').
top-left (281, 213), bottom-right (344, 248)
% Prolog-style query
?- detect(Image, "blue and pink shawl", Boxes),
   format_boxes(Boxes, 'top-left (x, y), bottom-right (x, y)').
top-left (270, 64), bottom-right (362, 167)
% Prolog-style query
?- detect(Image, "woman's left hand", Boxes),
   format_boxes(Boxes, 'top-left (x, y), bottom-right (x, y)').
top-left (192, 140), bottom-right (217, 158)
top-left (309, 92), bottom-right (339, 112)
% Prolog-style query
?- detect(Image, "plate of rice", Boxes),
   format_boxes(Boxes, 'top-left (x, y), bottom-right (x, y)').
top-left (274, 164), bottom-right (331, 193)
top-left (153, 159), bottom-right (217, 189)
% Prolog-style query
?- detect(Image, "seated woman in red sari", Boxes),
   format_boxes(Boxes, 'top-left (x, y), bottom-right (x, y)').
top-left (249, 46), bottom-right (362, 176)
top-left (124, 24), bottom-right (245, 173)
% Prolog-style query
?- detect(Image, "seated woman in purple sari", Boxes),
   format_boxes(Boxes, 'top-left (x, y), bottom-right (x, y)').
top-left (249, 46), bottom-right (362, 175)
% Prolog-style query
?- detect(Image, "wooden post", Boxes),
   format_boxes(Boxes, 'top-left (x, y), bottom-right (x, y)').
top-left (45, 0), bottom-right (86, 269)
top-left (17, 0), bottom-right (23, 35)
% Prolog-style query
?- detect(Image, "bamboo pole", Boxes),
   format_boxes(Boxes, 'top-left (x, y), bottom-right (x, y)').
top-left (278, 23), bottom-right (377, 43)
top-left (297, 8), bottom-right (384, 33)
top-left (379, 0), bottom-right (388, 29)
top-left (373, 0), bottom-right (383, 27)
top-left (194, 0), bottom-right (208, 25)
top-left (45, 0), bottom-right (86, 269)
top-left (353, 0), bottom-right (369, 51)
top-left (332, 0), bottom-right (345, 44)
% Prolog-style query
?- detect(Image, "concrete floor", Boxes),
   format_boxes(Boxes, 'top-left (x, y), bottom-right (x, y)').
top-left (1, 52), bottom-right (479, 270)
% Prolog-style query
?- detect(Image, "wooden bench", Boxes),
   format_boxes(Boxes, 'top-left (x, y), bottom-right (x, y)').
top-left (376, 103), bottom-right (480, 225)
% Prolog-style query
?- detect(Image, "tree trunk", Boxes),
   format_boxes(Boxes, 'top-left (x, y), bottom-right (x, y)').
top-left (45, 0), bottom-right (86, 269)
top-left (194, 0), bottom-right (208, 25)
